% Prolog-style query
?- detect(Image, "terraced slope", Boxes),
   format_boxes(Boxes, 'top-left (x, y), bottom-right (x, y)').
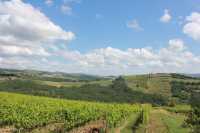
top-left (124, 74), bottom-right (172, 97)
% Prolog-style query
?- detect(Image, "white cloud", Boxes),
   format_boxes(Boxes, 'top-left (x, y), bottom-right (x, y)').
top-left (0, 0), bottom-right (75, 42)
top-left (183, 12), bottom-right (200, 41)
top-left (0, 45), bottom-right (49, 56)
top-left (55, 38), bottom-right (200, 75)
top-left (160, 9), bottom-right (172, 23)
top-left (0, 0), bottom-right (75, 72)
top-left (0, 1), bottom-right (199, 75)
top-left (168, 39), bottom-right (186, 52)
top-left (127, 19), bottom-right (143, 31)
top-left (1, 38), bottom-right (200, 75)
top-left (0, 0), bottom-right (74, 57)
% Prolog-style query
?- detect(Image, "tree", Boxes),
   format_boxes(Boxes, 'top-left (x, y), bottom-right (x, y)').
top-left (186, 92), bottom-right (200, 133)
top-left (111, 76), bottom-right (129, 92)
top-left (168, 98), bottom-right (176, 107)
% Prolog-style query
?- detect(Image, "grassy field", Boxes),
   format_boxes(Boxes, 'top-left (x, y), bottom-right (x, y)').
top-left (136, 109), bottom-right (190, 133)
top-left (35, 79), bottom-right (112, 87)
top-left (163, 104), bottom-right (191, 113)
top-left (119, 113), bottom-right (140, 133)
top-left (124, 74), bottom-right (172, 97)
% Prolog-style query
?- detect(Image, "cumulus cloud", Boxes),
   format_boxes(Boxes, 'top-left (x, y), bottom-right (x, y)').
top-left (0, 0), bottom-right (75, 72)
top-left (127, 19), bottom-right (143, 31)
top-left (0, 45), bottom-right (49, 56)
top-left (168, 39), bottom-right (186, 52)
top-left (183, 12), bottom-right (200, 41)
top-left (55, 38), bottom-right (200, 75)
top-left (1, 38), bottom-right (200, 75)
top-left (0, 1), bottom-right (200, 75)
top-left (0, 0), bottom-right (74, 57)
top-left (160, 9), bottom-right (172, 23)
top-left (0, 0), bottom-right (75, 42)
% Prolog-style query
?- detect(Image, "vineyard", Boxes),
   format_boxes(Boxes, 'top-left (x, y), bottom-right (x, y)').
top-left (0, 92), bottom-right (150, 132)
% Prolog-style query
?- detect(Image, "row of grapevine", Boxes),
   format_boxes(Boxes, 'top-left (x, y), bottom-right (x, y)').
top-left (141, 104), bottom-right (151, 124)
top-left (0, 92), bottom-right (142, 131)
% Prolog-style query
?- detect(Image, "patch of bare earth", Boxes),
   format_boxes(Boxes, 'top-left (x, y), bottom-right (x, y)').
top-left (68, 120), bottom-right (106, 133)
top-left (0, 120), bottom-right (106, 133)
top-left (30, 123), bottom-right (65, 133)
top-left (0, 126), bottom-right (17, 133)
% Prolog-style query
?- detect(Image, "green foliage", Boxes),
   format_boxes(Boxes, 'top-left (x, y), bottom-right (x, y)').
top-left (160, 111), bottom-right (190, 133)
top-left (186, 92), bottom-right (200, 133)
top-left (0, 79), bottom-right (169, 105)
top-left (141, 104), bottom-right (151, 124)
top-left (120, 113), bottom-right (140, 133)
top-left (0, 92), bottom-right (143, 131)
top-left (171, 80), bottom-right (200, 103)
top-left (168, 98), bottom-right (177, 107)
top-left (111, 76), bottom-right (129, 91)
top-left (0, 68), bottom-right (107, 82)
top-left (164, 104), bottom-right (191, 113)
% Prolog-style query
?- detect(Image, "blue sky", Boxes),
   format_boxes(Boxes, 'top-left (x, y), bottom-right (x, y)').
top-left (0, 0), bottom-right (200, 75)
top-left (26, 0), bottom-right (200, 53)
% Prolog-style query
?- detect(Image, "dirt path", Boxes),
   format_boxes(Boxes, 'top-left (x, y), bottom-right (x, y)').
top-left (145, 109), bottom-right (169, 133)
top-left (68, 120), bottom-right (106, 133)
top-left (0, 126), bottom-right (16, 133)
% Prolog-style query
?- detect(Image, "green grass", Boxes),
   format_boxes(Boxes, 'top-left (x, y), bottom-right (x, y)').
top-left (163, 105), bottom-right (191, 113)
top-left (124, 74), bottom-right (172, 97)
top-left (120, 113), bottom-right (140, 133)
top-left (34, 80), bottom-right (84, 87)
top-left (35, 79), bottom-right (112, 88)
top-left (161, 112), bottom-right (190, 133)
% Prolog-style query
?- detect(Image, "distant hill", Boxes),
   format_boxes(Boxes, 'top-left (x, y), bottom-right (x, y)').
top-left (0, 68), bottom-right (109, 82)
top-left (185, 74), bottom-right (200, 78)
top-left (0, 68), bottom-right (200, 105)
top-left (124, 73), bottom-right (172, 97)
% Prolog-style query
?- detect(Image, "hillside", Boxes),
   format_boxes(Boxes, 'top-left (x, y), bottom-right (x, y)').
top-left (0, 69), bottom-right (199, 132)
top-left (0, 68), bottom-right (109, 82)
top-left (124, 73), bottom-right (172, 97)
top-left (0, 69), bottom-right (200, 105)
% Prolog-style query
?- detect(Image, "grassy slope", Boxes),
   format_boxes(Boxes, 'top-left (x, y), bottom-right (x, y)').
top-left (125, 73), bottom-right (200, 98)
top-left (124, 74), bottom-right (172, 97)
top-left (120, 113), bottom-right (140, 133)
top-left (35, 79), bottom-right (112, 88)
top-left (1, 71), bottom-right (200, 105)
top-left (141, 109), bottom-right (190, 133)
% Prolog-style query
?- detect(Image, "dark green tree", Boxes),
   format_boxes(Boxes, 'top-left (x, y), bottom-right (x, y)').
top-left (111, 76), bottom-right (129, 92)
top-left (186, 92), bottom-right (200, 133)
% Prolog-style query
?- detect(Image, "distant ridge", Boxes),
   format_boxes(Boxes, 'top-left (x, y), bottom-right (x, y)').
top-left (185, 74), bottom-right (200, 78)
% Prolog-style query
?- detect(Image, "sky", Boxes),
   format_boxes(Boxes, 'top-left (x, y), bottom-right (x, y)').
top-left (0, 0), bottom-right (200, 75)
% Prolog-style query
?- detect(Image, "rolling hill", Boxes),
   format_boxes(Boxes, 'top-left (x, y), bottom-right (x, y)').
top-left (0, 68), bottom-right (200, 105)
